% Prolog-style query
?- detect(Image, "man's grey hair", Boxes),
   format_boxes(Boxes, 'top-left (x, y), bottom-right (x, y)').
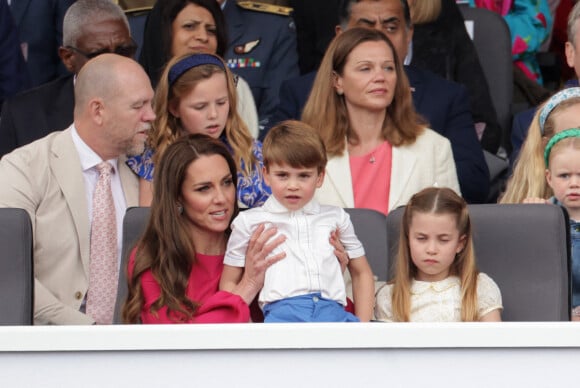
top-left (63, 0), bottom-right (130, 46)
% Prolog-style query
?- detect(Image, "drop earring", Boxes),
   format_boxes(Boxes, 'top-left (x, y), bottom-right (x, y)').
top-left (177, 203), bottom-right (184, 215)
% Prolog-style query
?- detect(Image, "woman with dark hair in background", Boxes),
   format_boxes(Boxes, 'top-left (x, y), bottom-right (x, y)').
top-left (139, 0), bottom-right (258, 137)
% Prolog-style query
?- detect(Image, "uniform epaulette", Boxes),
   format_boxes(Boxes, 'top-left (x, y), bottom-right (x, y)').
top-left (115, 0), bottom-right (155, 13)
top-left (237, 1), bottom-right (293, 16)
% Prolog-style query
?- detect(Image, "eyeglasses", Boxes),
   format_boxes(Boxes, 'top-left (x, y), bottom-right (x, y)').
top-left (66, 38), bottom-right (138, 59)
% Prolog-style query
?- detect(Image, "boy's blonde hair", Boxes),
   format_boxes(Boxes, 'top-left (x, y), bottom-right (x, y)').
top-left (391, 187), bottom-right (479, 322)
top-left (262, 120), bottom-right (327, 174)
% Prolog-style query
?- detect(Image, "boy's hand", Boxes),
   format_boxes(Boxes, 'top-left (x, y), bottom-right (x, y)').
top-left (330, 229), bottom-right (348, 273)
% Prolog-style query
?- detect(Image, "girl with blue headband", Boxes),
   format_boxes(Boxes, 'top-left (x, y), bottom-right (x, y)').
top-left (525, 128), bottom-right (580, 321)
top-left (501, 87), bottom-right (580, 203)
top-left (126, 53), bottom-right (271, 208)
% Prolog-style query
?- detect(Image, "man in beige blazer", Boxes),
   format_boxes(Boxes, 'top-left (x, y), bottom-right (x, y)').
top-left (0, 54), bottom-right (155, 324)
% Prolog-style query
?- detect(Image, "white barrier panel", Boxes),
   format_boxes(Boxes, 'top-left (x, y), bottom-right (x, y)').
top-left (1, 322), bottom-right (579, 387)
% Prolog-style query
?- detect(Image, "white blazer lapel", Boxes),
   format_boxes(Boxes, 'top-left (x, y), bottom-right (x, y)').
top-left (118, 155), bottom-right (139, 208)
top-left (319, 151), bottom-right (355, 208)
top-left (389, 144), bottom-right (417, 210)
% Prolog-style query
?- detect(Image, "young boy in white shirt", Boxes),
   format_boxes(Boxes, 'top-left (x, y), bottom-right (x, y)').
top-left (220, 120), bottom-right (375, 322)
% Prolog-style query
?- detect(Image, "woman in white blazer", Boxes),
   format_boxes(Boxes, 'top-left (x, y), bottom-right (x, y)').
top-left (302, 28), bottom-right (460, 214)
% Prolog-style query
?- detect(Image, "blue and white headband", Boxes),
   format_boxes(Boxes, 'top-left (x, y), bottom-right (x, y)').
top-left (168, 53), bottom-right (225, 86)
top-left (539, 87), bottom-right (580, 135)
top-left (544, 127), bottom-right (580, 167)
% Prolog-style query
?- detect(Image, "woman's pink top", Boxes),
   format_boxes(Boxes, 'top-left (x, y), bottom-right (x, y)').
top-left (129, 249), bottom-right (250, 324)
top-left (349, 141), bottom-right (392, 215)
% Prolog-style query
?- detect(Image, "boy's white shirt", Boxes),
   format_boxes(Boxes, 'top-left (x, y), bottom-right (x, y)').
top-left (224, 195), bottom-right (365, 308)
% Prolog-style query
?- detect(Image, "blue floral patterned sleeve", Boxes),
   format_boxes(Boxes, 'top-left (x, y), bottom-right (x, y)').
top-left (126, 146), bottom-right (156, 181)
top-left (237, 140), bottom-right (271, 208)
top-left (125, 141), bottom-right (270, 208)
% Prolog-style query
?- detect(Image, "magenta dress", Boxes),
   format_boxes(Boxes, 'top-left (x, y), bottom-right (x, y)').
top-left (129, 249), bottom-right (250, 324)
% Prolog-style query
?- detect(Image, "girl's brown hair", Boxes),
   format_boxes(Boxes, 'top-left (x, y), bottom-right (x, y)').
top-left (262, 120), bottom-right (327, 174)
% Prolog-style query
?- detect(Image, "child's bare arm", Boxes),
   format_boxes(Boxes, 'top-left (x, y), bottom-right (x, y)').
top-left (329, 229), bottom-right (348, 273)
top-left (479, 308), bottom-right (502, 322)
top-left (348, 255), bottom-right (375, 322)
top-left (219, 265), bottom-right (245, 292)
top-left (138, 178), bottom-right (153, 206)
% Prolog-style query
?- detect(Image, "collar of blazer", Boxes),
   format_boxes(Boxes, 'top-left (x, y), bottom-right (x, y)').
top-left (323, 142), bottom-right (417, 212)
top-left (48, 128), bottom-right (140, 273)
top-left (7, 0), bottom-right (31, 25)
top-left (49, 128), bottom-right (92, 273)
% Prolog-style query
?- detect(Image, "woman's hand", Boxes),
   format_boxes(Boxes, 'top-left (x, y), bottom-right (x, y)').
top-left (330, 229), bottom-right (349, 273)
top-left (233, 224), bottom-right (286, 305)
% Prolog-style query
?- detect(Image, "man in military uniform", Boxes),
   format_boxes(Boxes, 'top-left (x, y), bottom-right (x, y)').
top-left (220, 0), bottom-right (299, 134)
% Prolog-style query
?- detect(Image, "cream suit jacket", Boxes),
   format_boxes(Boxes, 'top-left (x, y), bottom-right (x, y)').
top-left (316, 128), bottom-right (461, 212)
top-left (0, 128), bottom-right (139, 324)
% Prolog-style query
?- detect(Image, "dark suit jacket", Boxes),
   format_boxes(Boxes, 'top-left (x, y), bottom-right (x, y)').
top-left (223, 0), bottom-right (299, 127)
top-left (288, 0), bottom-right (342, 74)
top-left (510, 107), bottom-right (536, 167)
top-left (269, 66), bottom-right (490, 203)
top-left (412, 0), bottom-right (501, 154)
top-left (0, 75), bottom-right (74, 157)
top-left (9, 0), bottom-right (73, 87)
top-left (0, 0), bottom-right (29, 108)
top-left (509, 80), bottom-right (580, 167)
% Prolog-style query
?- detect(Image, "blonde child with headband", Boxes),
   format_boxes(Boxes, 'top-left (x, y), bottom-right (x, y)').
top-left (502, 87), bottom-right (580, 203)
top-left (375, 187), bottom-right (502, 322)
top-left (126, 53), bottom-right (270, 208)
top-left (524, 128), bottom-right (580, 321)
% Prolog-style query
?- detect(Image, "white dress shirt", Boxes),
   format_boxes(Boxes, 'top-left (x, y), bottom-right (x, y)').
top-left (224, 196), bottom-right (365, 307)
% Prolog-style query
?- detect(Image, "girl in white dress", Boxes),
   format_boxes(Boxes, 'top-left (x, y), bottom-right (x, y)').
top-left (375, 187), bottom-right (502, 322)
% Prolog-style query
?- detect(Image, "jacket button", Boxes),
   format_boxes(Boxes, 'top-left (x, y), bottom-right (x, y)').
top-left (75, 291), bottom-right (83, 300)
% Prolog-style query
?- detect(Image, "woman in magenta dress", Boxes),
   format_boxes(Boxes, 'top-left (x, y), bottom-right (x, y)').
top-left (122, 134), bottom-right (285, 323)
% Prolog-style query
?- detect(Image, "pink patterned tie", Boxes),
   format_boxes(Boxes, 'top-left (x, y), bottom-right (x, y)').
top-left (86, 162), bottom-right (118, 324)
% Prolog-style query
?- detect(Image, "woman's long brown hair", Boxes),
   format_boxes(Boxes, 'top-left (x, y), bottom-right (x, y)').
top-left (122, 134), bottom-right (239, 323)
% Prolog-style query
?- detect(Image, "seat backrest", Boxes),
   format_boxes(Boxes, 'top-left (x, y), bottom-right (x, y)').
top-left (0, 208), bottom-right (33, 325)
top-left (345, 208), bottom-right (389, 281)
top-left (460, 6), bottom-right (513, 144)
top-left (386, 204), bottom-right (570, 321)
top-left (113, 206), bottom-right (151, 324)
